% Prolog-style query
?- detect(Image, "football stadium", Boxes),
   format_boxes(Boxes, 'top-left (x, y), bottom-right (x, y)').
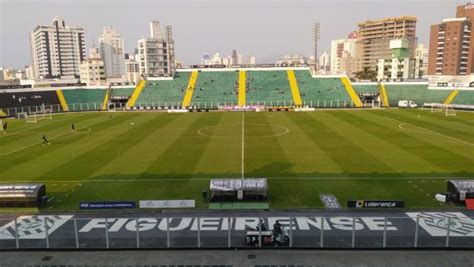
top-left (1, 69), bottom-right (474, 211)
top-left (1, 0), bottom-right (474, 265)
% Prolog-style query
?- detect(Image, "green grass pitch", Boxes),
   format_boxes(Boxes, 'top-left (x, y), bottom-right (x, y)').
top-left (0, 109), bottom-right (473, 210)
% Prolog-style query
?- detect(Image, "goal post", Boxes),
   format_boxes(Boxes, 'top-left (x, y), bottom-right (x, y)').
top-left (429, 104), bottom-right (456, 116)
top-left (430, 104), bottom-right (443, 113)
top-left (26, 112), bottom-right (37, 123)
top-left (17, 112), bottom-right (28, 120)
top-left (39, 109), bottom-right (53, 120)
top-left (445, 104), bottom-right (456, 116)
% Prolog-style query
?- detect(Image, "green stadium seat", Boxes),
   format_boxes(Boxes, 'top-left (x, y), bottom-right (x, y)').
top-left (246, 71), bottom-right (293, 105)
top-left (384, 84), bottom-right (451, 106)
top-left (136, 72), bottom-right (190, 106)
top-left (62, 89), bottom-right (106, 111)
top-left (191, 71), bottom-right (238, 107)
top-left (294, 70), bottom-right (351, 107)
top-left (452, 90), bottom-right (474, 105)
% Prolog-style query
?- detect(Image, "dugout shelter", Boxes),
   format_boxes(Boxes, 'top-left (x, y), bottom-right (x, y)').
top-left (447, 180), bottom-right (474, 203)
top-left (209, 178), bottom-right (268, 201)
top-left (0, 184), bottom-right (46, 208)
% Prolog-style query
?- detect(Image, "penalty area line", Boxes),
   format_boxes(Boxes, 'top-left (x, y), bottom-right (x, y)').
top-left (398, 122), bottom-right (474, 147)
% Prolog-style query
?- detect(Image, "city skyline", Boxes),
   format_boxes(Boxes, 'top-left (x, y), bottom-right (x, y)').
top-left (0, 0), bottom-right (463, 69)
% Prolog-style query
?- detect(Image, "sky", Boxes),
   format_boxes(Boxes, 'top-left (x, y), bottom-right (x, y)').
top-left (0, 0), bottom-right (466, 69)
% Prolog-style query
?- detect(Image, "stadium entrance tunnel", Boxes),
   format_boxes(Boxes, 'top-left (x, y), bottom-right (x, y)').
top-left (197, 123), bottom-right (289, 139)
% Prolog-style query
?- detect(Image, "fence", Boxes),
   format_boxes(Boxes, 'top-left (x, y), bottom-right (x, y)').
top-left (0, 215), bottom-right (473, 250)
top-left (2, 100), bottom-right (383, 118)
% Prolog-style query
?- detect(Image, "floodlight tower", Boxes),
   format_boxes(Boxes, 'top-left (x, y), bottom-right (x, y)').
top-left (313, 22), bottom-right (320, 70)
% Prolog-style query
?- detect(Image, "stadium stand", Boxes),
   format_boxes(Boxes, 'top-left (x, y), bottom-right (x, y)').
top-left (182, 71), bottom-right (199, 107)
top-left (62, 89), bottom-right (106, 111)
top-left (191, 71), bottom-right (238, 106)
top-left (443, 90), bottom-right (459, 105)
top-left (136, 72), bottom-right (190, 106)
top-left (102, 89), bottom-right (110, 110)
top-left (287, 70), bottom-right (303, 106)
top-left (127, 80), bottom-right (146, 108)
top-left (246, 70), bottom-right (293, 105)
top-left (55, 90), bottom-right (69, 111)
top-left (352, 84), bottom-right (379, 94)
top-left (379, 84), bottom-right (390, 107)
top-left (384, 84), bottom-right (451, 106)
top-left (0, 91), bottom-right (61, 112)
top-left (293, 70), bottom-right (351, 106)
top-left (238, 70), bottom-right (246, 107)
top-left (452, 90), bottom-right (474, 105)
top-left (340, 77), bottom-right (363, 107)
top-left (110, 87), bottom-right (135, 97)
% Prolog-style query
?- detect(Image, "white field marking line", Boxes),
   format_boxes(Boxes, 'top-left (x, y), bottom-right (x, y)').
top-left (0, 127), bottom-right (92, 157)
top-left (0, 177), bottom-right (454, 184)
top-left (398, 122), bottom-right (474, 147)
top-left (241, 112), bottom-right (244, 179)
top-left (197, 123), bottom-right (289, 139)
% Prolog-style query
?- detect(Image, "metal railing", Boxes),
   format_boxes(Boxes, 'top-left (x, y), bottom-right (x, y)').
top-left (0, 215), bottom-right (472, 250)
top-left (2, 100), bottom-right (382, 117)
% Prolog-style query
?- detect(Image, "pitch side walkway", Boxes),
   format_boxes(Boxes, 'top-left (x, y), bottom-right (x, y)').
top-left (1, 250), bottom-right (473, 266)
top-left (0, 210), bottom-right (473, 250)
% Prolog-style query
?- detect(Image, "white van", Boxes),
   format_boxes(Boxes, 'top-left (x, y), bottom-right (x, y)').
top-left (398, 100), bottom-right (418, 108)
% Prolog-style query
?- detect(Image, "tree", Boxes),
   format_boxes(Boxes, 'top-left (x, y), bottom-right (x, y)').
top-left (353, 67), bottom-right (377, 81)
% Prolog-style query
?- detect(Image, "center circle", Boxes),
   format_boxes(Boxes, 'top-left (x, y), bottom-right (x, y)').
top-left (197, 123), bottom-right (290, 139)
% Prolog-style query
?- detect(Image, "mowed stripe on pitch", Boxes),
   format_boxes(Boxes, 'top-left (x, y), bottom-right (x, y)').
top-left (243, 112), bottom-right (296, 178)
top-left (193, 112), bottom-right (242, 177)
top-left (38, 113), bottom-right (179, 181)
top-left (0, 113), bottom-right (144, 180)
top-left (0, 113), bottom-right (97, 154)
top-left (288, 112), bottom-right (395, 175)
top-left (138, 112), bottom-right (225, 179)
top-left (360, 110), bottom-right (474, 174)
top-left (331, 111), bottom-right (445, 173)
top-left (264, 112), bottom-right (342, 174)
top-left (381, 110), bottom-right (474, 144)
top-left (374, 110), bottom-right (474, 159)
top-left (90, 113), bottom-right (200, 178)
top-left (0, 113), bottom-right (131, 173)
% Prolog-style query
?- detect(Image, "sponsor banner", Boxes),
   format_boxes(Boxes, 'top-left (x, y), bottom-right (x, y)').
top-left (139, 200), bottom-right (195, 209)
top-left (348, 200), bottom-right (404, 208)
top-left (406, 212), bottom-right (474, 237)
top-left (79, 201), bottom-right (136, 210)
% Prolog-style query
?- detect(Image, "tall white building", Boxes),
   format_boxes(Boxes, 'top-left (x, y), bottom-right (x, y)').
top-left (330, 36), bottom-right (357, 74)
top-left (99, 26), bottom-right (126, 80)
top-left (249, 56), bottom-right (256, 65)
top-left (415, 44), bottom-right (429, 76)
top-left (125, 53), bottom-right (140, 84)
top-left (319, 51), bottom-right (331, 71)
top-left (376, 39), bottom-right (422, 81)
top-left (137, 21), bottom-right (175, 77)
top-left (80, 47), bottom-right (106, 86)
top-left (30, 17), bottom-right (85, 79)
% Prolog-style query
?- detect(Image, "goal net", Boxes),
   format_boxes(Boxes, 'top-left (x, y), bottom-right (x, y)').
top-left (430, 104), bottom-right (456, 116)
top-left (445, 105), bottom-right (456, 116)
top-left (26, 112), bottom-right (37, 123)
top-left (430, 104), bottom-right (443, 113)
top-left (24, 109), bottom-right (53, 123)
top-left (17, 112), bottom-right (28, 120)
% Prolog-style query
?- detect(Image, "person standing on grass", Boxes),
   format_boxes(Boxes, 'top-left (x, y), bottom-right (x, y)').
top-left (71, 122), bottom-right (77, 134)
top-left (42, 134), bottom-right (50, 145)
top-left (1, 119), bottom-right (6, 135)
